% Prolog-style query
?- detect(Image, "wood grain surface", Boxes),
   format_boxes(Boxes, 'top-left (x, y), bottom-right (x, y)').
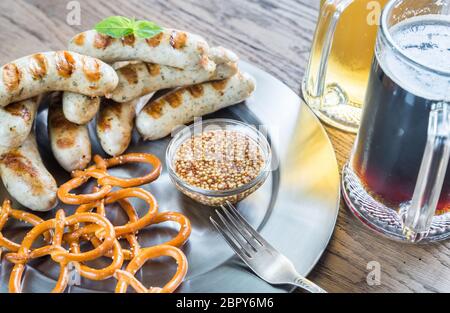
top-left (0, 0), bottom-right (448, 293)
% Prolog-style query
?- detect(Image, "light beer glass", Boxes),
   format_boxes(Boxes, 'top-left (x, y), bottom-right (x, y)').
top-left (343, 0), bottom-right (450, 242)
top-left (303, 0), bottom-right (388, 133)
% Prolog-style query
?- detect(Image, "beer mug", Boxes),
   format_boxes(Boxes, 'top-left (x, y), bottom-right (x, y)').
top-left (303, 0), bottom-right (388, 133)
top-left (343, 0), bottom-right (450, 242)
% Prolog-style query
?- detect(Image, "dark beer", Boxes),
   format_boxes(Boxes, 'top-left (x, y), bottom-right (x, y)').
top-left (352, 16), bottom-right (450, 214)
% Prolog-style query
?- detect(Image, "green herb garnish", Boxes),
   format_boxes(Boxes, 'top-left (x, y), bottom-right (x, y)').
top-left (94, 16), bottom-right (163, 39)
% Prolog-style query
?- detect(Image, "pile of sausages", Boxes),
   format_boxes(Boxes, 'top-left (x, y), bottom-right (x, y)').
top-left (0, 28), bottom-right (256, 212)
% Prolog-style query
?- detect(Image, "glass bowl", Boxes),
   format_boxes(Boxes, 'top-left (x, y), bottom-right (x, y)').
top-left (166, 119), bottom-right (272, 206)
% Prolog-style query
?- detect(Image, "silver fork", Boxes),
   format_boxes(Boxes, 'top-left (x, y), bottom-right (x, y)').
top-left (210, 202), bottom-right (327, 293)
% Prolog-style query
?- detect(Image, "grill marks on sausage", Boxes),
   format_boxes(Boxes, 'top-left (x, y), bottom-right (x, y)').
top-left (146, 32), bottom-right (163, 47)
top-left (170, 31), bottom-right (187, 49)
top-left (166, 91), bottom-right (183, 108)
top-left (211, 79), bottom-right (229, 92)
top-left (97, 100), bottom-right (123, 131)
top-left (145, 63), bottom-right (161, 76)
top-left (145, 99), bottom-right (165, 119)
top-left (121, 35), bottom-right (135, 47)
top-left (4, 101), bottom-right (32, 121)
top-left (3, 63), bottom-right (21, 92)
top-left (82, 57), bottom-right (101, 82)
top-left (0, 151), bottom-right (43, 193)
top-left (119, 66), bottom-right (138, 85)
top-left (73, 33), bottom-right (85, 46)
top-left (55, 51), bottom-right (76, 78)
top-left (29, 54), bottom-right (48, 80)
top-left (94, 33), bottom-right (113, 49)
top-left (49, 109), bottom-right (78, 149)
top-left (187, 84), bottom-right (204, 98)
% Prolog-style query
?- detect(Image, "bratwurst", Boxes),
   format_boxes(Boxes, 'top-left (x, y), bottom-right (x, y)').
top-left (68, 30), bottom-right (214, 70)
top-left (0, 97), bottom-right (40, 149)
top-left (0, 51), bottom-right (118, 107)
top-left (0, 133), bottom-right (57, 212)
top-left (110, 47), bottom-right (239, 103)
top-left (62, 92), bottom-right (100, 125)
top-left (136, 72), bottom-right (256, 140)
top-left (48, 93), bottom-right (92, 172)
top-left (96, 98), bottom-right (139, 157)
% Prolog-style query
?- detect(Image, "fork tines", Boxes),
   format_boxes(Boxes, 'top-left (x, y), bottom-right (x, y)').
top-left (210, 201), bottom-right (270, 260)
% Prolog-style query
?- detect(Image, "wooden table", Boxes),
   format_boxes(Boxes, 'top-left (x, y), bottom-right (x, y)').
top-left (1, 0), bottom-right (449, 293)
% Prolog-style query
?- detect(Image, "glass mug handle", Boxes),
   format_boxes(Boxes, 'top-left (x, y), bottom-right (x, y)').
top-left (403, 102), bottom-right (450, 242)
top-left (304, 0), bottom-right (353, 101)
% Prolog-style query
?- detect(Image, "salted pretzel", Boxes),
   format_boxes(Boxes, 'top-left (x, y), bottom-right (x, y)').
top-left (90, 210), bottom-right (191, 260)
top-left (3, 152), bottom-right (191, 293)
top-left (67, 235), bottom-right (124, 281)
top-left (7, 210), bottom-right (116, 293)
top-left (87, 198), bottom-right (142, 260)
top-left (72, 189), bottom-right (142, 260)
top-left (71, 154), bottom-right (162, 188)
top-left (114, 245), bottom-right (188, 293)
top-left (58, 153), bottom-right (161, 205)
top-left (70, 187), bottom-right (158, 238)
top-left (57, 167), bottom-right (113, 205)
top-left (8, 210), bottom-right (68, 293)
top-left (104, 188), bottom-right (159, 236)
top-left (151, 212), bottom-right (192, 248)
top-left (77, 188), bottom-right (158, 261)
top-left (0, 199), bottom-right (51, 252)
top-left (93, 153), bottom-right (162, 188)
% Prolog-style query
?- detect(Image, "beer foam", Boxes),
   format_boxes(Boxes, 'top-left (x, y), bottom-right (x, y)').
top-left (377, 15), bottom-right (450, 101)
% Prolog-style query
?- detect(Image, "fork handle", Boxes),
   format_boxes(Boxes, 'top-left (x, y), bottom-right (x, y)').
top-left (291, 275), bottom-right (327, 293)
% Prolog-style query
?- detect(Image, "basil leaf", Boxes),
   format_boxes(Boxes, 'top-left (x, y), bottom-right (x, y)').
top-left (134, 20), bottom-right (163, 39)
top-left (95, 16), bottom-right (134, 38)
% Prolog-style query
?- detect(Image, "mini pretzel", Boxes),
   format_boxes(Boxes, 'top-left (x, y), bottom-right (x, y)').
top-left (0, 199), bottom-right (51, 252)
top-left (57, 171), bottom-right (112, 205)
top-left (63, 193), bottom-right (124, 280)
top-left (73, 191), bottom-right (141, 261)
top-left (3, 151), bottom-right (190, 293)
top-left (151, 212), bottom-right (192, 248)
top-left (69, 187), bottom-right (158, 239)
top-left (88, 198), bottom-right (142, 260)
top-left (8, 210), bottom-right (68, 293)
top-left (6, 210), bottom-right (115, 264)
top-left (114, 245), bottom-right (188, 293)
top-left (92, 153), bottom-right (162, 188)
top-left (104, 188), bottom-right (159, 236)
top-left (67, 236), bottom-right (124, 281)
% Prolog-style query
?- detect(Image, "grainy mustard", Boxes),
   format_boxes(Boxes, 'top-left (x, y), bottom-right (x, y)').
top-left (174, 130), bottom-right (265, 191)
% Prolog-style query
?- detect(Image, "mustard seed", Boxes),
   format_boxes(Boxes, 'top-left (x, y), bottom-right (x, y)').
top-left (174, 130), bottom-right (265, 191)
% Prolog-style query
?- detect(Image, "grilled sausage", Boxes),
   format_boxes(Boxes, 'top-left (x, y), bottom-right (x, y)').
top-left (110, 60), bottom-right (238, 103)
top-left (136, 72), bottom-right (256, 140)
top-left (110, 46), bottom-right (238, 103)
top-left (0, 97), bottom-right (40, 149)
top-left (48, 93), bottom-right (91, 172)
top-left (96, 98), bottom-right (139, 156)
top-left (62, 92), bottom-right (100, 125)
top-left (0, 51), bottom-right (118, 107)
top-left (68, 30), bottom-right (214, 70)
top-left (208, 46), bottom-right (239, 64)
top-left (0, 133), bottom-right (57, 212)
